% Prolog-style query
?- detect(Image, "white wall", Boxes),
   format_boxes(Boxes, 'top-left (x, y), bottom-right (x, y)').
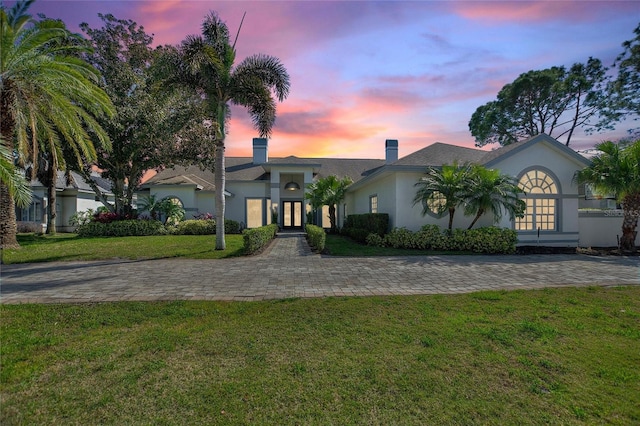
top-left (578, 210), bottom-right (637, 247)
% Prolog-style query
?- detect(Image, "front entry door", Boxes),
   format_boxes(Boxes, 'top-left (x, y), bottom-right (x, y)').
top-left (282, 201), bottom-right (302, 229)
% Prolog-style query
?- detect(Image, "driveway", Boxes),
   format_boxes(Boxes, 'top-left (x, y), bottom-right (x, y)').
top-left (1, 234), bottom-right (638, 304)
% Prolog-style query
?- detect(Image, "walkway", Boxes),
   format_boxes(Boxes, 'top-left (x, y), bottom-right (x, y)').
top-left (1, 233), bottom-right (638, 304)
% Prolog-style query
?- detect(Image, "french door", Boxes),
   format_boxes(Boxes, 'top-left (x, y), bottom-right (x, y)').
top-left (282, 201), bottom-right (302, 229)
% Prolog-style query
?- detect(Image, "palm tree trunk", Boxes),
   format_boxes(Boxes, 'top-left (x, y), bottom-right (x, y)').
top-left (467, 208), bottom-right (485, 230)
top-left (0, 182), bottom-right (19, 249)
top-left (46, 165), bottom-right (57, 235)
top-left (214, 141), bottom-right (226, 250)
top-left (448, 207), bottom-right (455, 232)
top-left (620, 193), bottom-right (640, 251)
top-left (329, 204), bottom-right (336, 233)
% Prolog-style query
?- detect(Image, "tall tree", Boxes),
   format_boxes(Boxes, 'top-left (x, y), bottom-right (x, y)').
top-left (469, 60), bottom-right (612, 147)
top-left (610, 23), bottom-right (640, 128)
top-left (575, 140), bottom-right (640, 251)
top-left (413, 163), bottom-right (472, 232)
top-left (305, 175), bottom-right (353, 233)
top-left (77, 14), bottom-right (214, 215)
top-left (0, 0), bottom-right (113, 245)
top-left (463, 165), bottom-right (525, 229)
top-left (166, 12), bottom-right (290, 249)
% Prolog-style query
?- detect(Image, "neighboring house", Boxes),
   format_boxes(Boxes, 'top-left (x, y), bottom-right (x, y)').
top-left (17, 171), bottom-right (114, 233)
top-left (140, 134), bottom-right (632, 247)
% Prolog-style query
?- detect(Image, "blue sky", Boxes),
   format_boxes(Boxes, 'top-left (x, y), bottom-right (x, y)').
top-left (22, 0), bottom-right (640, 158)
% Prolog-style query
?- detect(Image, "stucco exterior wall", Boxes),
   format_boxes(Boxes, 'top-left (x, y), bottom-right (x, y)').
top-left (226, 181), bottom-right (270, 225)
top-left (578, 210), bottom-right (637, 247)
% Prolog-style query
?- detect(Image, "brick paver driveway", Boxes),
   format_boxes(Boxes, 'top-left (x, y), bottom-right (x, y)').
top-left (1, 234), bottom-right (638, 304)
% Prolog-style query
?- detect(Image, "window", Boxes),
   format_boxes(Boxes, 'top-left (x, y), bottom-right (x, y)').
top-left (321, 205), bottom-right (331, 228)
top-left (246, 198), bottom-right (264, 228)
top-left (369, 195), bottom-right (378, 214)
top-left (515, 169), bottom-right (558, 231)
top-left (424, 191), bottom-right (446, 216)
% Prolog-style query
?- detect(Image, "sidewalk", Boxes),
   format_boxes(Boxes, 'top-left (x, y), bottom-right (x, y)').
top-left (1, 234), bottom-right (638, 304)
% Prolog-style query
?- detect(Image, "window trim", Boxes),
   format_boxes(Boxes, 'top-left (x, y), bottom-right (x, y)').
top-left (515, 167), bottom-right (561, 233)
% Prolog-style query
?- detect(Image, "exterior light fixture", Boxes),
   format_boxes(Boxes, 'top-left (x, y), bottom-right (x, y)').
top-left (284, 179), bottom-right (300, 191)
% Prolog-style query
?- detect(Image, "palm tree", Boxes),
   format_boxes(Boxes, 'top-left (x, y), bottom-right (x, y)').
top-left (0, 141), bottom-right (31, 208)
top-left (463, 165), bottom-right (525, 229)
top-left (0, 0), bottom-right (113, 244)
top-left (168, 12), bottom-right (290, 249)
top-left (575, 140), bottom-right (640, 251)
top-left (413, 163), bottom-right (472, 232)
top-left (305, 175), bottom-right (353, 233)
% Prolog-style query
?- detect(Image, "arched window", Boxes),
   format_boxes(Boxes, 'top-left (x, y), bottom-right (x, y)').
top-left (515, 169), bottom-right (559, 231)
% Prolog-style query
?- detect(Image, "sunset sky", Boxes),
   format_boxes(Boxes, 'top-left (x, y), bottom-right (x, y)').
top-left (24, 0), bottom-right (640, 159)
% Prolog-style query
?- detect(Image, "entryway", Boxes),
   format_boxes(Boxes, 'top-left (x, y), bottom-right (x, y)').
top-left (282, 200), bottom-right (303, 230)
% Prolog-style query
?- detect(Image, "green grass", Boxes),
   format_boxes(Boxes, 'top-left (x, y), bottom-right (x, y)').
top-left (1, 233), bottom-right (245, 264)
top-left (2, 287), bottom-right (639, 425)
top-left (324, 234), bottom-right (466, 256)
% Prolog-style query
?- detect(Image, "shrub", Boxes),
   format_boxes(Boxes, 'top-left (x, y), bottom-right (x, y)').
top-left (365, 233), bottom-right (384, 247)
top-left (306, 224), bottom-right (326, 252)
top-left (76, 219), bottom-right (165, 237)
top-left (69, 209), bottom-right (95, 227)
top-left (243, 224), bottom-right (278, 254)
top-left (174, 218), bottom-right (241, 235)
top-left (343, 227), bottom-right (371, 243)
top-left (384, 227), bottom-right (418, 249)
top-left (175, 219), bottom-right (217, 235)
top-left (344, 213), bottom-right (389, 236)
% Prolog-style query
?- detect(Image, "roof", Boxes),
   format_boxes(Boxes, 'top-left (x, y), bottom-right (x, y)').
top-left (27, 170), bottom-right (112, 194)
top-left (394, 142), bottom-right (486, 167)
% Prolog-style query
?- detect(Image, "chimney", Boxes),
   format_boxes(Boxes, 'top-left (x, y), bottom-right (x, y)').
top-left (253, 138), bottom-right (268, 164)
top-left (385, 139), bottom-right (398, 164)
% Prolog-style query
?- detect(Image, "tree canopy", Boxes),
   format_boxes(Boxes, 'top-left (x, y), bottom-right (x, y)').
top-left (305, 175), bottom-right (352, 233)
top-left (610, 23), bottom-right (640, 131)
top-left (77, 14), bottom-right (214, 215)
top-left (469, 59), bottom-right (612, 147)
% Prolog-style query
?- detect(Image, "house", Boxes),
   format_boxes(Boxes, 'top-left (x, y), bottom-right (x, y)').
top-left (16, 171), bottom-right (114, 233)
top-left (140, 133), bottom-right (635, 247)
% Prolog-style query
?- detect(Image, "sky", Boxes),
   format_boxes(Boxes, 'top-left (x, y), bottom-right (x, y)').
top-left (20, 0), bottom-right (640, 159)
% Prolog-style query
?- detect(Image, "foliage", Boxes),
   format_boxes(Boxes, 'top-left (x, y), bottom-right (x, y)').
top-left (165, 11), bottom-right (290, 250)
top-left (2, 288), bottom-right (639, 424)
top-left (76, 219), bottom-right (166, 237)
top-left (243, 224), bottom-right (278, 254)
top-left (138, 195), bottom-right (185, 225)
top-left (68, 209), bottom-right (94, 227)
top-left (175, 219), bottom-right (241, 235)
top-left (367, 225), bottom-right (518, 254)
top-left (611, 23), bottom-right (640, 125)
top-left (0, 142), bottom-right (31, 208)
top-left (469, 59), bottom-right (613, 147)
top-left (463, 165), bottom-right (526, 229)
top-left (76, 14), bottom-right (213, 215)
top-left (305, 175), bottom-right (353, 232)
top-left (305, 224), bottom-right (326, 252)
top-left (413, 162), bottom-right (472, 231)
top-left (0, 0), bottom-right (114, 246)
top-left (575, 139), bottom-right (640, 251)
top-left (343, 213), bottom-right (389, 238)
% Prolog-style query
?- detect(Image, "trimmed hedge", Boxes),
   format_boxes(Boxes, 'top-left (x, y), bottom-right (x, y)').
top-left (344, 213), bottom-right (389, 236)
top-left (306, 224), bottom-right (326, 252)
top-left (174, 219), bottom-right (241, 235)
top-left (243, 224), bottom-right (279, 255)
top-left (367, 225), bottom-right (518, 254)
top-left (76, 220), bottom-right (166, 237)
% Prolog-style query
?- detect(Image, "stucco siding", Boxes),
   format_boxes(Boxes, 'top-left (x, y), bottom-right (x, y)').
top-left (578, 210), bottom-right (637, 247)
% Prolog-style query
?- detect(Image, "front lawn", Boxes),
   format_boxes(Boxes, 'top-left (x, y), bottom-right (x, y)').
top-left (1, 287), bottom-right (638, 424)
top-left (1, 233), bottom-right (245, 264)
top-left (324, 234), bottom-right (467, 256)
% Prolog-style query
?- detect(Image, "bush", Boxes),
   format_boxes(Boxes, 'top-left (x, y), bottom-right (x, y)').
top-left (243, 224), bottom-right (278, 255)
top-left (175, 219), bottom-right (217, 235)
top-left (306, 224), bottom-right (326, 252)
top-left (344, 213), bottom-right (389, 236)
top-left (174, 219), bottom-right (241, 235)
top-left (77, 219), bottom-right (166, 237)
top-left (343, 227), bottom-right (371, 243)
top-left (365, 233), bottom-right (384, 247)
top-left (69, 209), bottom-right (94, 227)
top-left (358, 224), bottom-right (518, 254)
